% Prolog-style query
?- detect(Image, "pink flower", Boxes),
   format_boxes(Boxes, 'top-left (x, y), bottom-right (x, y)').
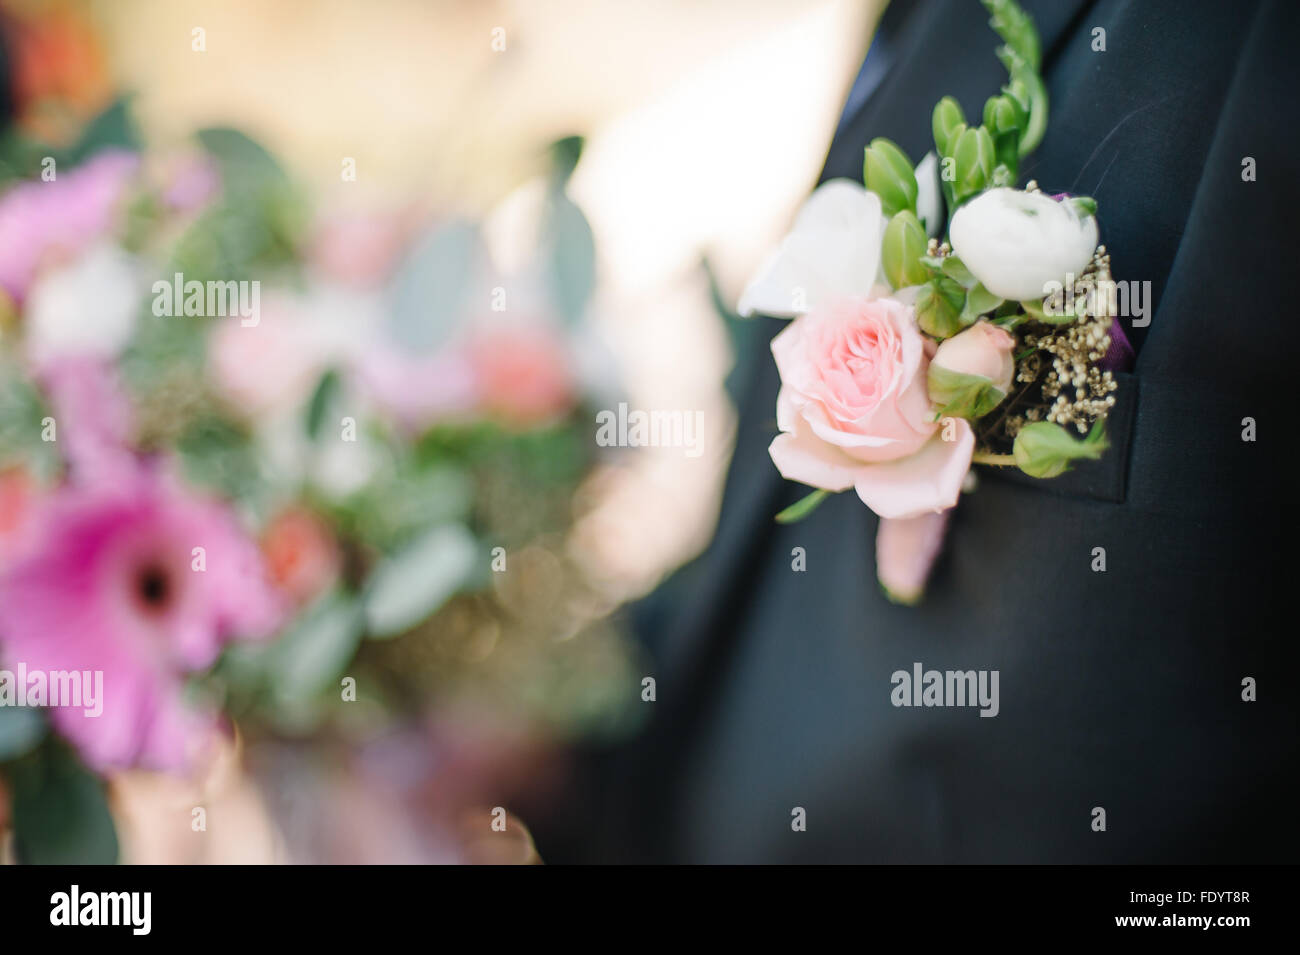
top-left (355, 343), bottom-right (481, 432)
top-left (769, 297), bottom-right (973, 519)
top-left (207, 294), bottom-right (326, 418)
top-left (309, 211), bottom-right (406, 287)
top-left (470, 325), bottom-right (574, 428)
top-left (0, 464), bottom-right (283, 771)
top-left (39, 357), bottom-right (136, 484)
top-left (0, 467), bottom-right (39, 570)
top-left (160, 153), bottom-right (220, 214)
top-left (931, 321), bottom-right (1016, 393)
top-left (0, 149), bottom-right (138, 303)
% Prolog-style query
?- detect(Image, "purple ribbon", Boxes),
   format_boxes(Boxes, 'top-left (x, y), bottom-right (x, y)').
top-left (1099, 317), bottom-right (1134, 372)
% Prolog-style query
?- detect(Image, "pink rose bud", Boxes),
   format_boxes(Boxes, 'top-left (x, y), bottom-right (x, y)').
top-left (931, 321), bottom-right (1016, 393)
top-left (875, 509), bottom-right (951, 605)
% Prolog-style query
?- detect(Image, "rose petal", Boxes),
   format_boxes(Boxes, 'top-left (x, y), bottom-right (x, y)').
top-left (768, 393), bottom-right (864, 492)
top-left (852, 419), bottom-right (974, 519)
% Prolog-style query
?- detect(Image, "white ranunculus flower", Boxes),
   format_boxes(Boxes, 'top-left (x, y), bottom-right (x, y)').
top-left (948, 187), bottom-right (1099, 302)
top-left (24, 242), bottom-right (142, 368)
top-left (738, 179), bottom-right (885, 318)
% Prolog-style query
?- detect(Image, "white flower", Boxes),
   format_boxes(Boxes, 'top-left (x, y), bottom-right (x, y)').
top-left (948, 187), bottom-right (1099, 302)
top-left (24, 242), bottom-right (141, 368)
top-left (914, 151), bottom-right (943, 238)
top-left (737, 179), bottom-right (885, 318)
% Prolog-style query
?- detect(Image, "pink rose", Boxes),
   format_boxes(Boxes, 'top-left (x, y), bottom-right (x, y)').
top-left (769, 296), bottom-right (973, 519)
top-left (931, 321), bottom-right (1015, 392)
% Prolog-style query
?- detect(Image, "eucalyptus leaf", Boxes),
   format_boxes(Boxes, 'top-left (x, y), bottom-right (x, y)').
top-left (65, 98), bottom-right (141, 166)
top-left (197, 127), bottom-right (287, 183)
top-left (542, 195), bottom-right (596, 326)
top-left (269, 592), bottom-right (364, 704)
top-left (305, 368), bottom-right (342, 441)
top-left (364, 523), bottom-right (479, 637)
top-left (387, 219), bottom-right (482, 352)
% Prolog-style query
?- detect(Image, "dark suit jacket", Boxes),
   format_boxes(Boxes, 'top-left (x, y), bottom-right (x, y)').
top-left (539, 0), bottom-right (1299, 863)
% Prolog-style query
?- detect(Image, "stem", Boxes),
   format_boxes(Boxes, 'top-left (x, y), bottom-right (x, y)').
top-left (971, 451), bottom-right (1016, 466)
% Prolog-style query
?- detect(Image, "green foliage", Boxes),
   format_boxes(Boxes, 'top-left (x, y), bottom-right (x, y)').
top-left (775, 488), bottom-right (830, 524)
top-left (9, 740), bottom-right (119, 864)
top-left (1013, 419), bottom-right (1108, 478)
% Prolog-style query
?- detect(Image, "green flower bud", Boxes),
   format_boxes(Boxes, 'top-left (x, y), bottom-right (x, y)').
top-left (932, 97), bottom-right (966, 157)
top-left (864, 138), bottom-right (918, 218)
top-left (983, 94), bottom-right (1023, 171)
top-left (1012, 420), bottom-right (1109, 478)
top-left (952, 126), bottom-right (995, 204)
top-left (881, 210), bottom-right (928, 290)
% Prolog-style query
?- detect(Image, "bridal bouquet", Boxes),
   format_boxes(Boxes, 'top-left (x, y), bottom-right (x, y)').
top-left (0, 84), bottom-right (629, 860)
top-left (739, 0), bottom-right (1128, 604)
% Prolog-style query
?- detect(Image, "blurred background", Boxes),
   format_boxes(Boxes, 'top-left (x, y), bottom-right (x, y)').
top-left (0, 0), bottom-right (878, 863)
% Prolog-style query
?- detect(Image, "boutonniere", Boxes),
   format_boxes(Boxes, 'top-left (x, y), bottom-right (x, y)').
top-left (738, 0), bottom-right (1127, 604)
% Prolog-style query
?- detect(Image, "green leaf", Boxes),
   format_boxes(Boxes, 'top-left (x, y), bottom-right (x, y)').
top-left (267, 591), bottom-right (364, 704)
top-left (364, 523), bottom-right (480, 637)
top-left (916, 277), bottom-right (968, 339)
top-left (1021, 295), bottom-right (1078, 325)
top-left (941, 255), bottom-right (978, 288)
top-left (0, 707), bottom-right (46, 761)
top-left (863, 138), bottom-right (918, 218)
top-left (1013, 420), bottom-right (1109, 478)
top-left (961, 283), bottom-right (1004, 322)
top-left (10, 742), bottom-right (119, 864)
top-left (927, 363), bottom-right (1007, 419)
top-left (881, 211), bottom-right (928, 290)
top-left (388, 219), bottom-right (482, 352)
top-left (1070, 195), bottom-right (1098, 217)
top-left (305, 368), bottom-right (342, 441)
top-left (548, 134), bottom-right (585, 189)
top-left (65, 98), bottom-right (141, 166)
top-left (775, 488), bottom-right (830, 524)
top-left (197, 126), bottom-right (287, 183)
